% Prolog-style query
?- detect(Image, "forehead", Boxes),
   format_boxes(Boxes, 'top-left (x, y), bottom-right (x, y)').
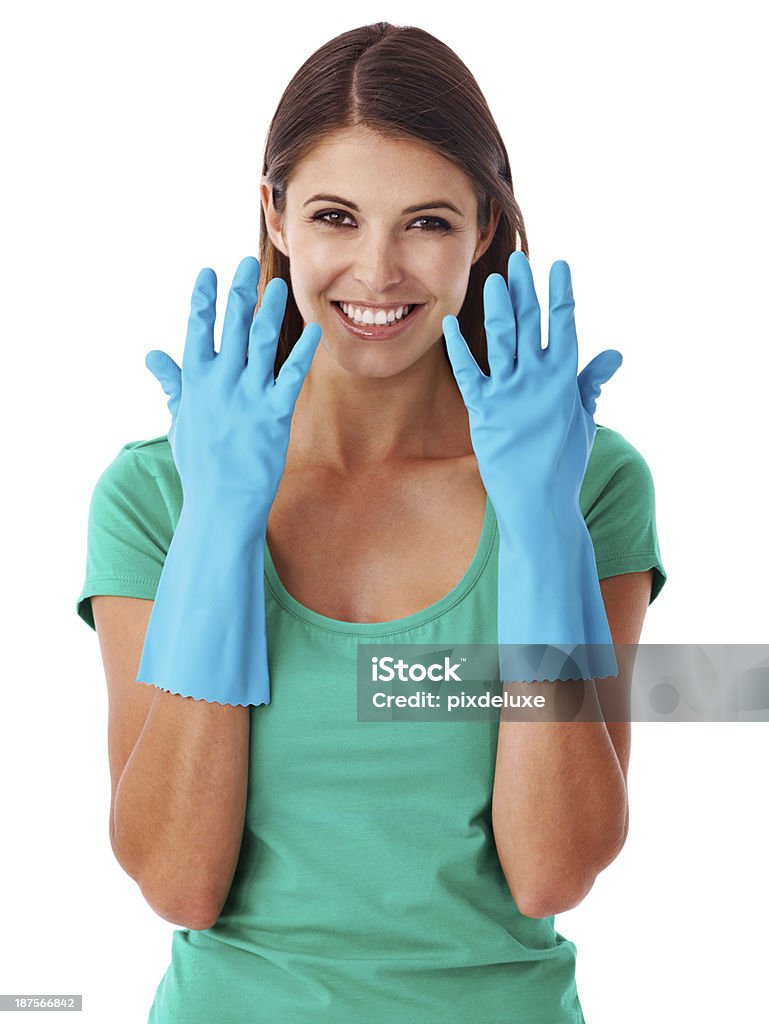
top-left (287, 126), bottom-right (476, 208)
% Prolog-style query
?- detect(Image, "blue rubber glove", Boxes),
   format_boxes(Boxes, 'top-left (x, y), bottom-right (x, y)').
top-left (136, 256), bottom-right (322, 706)
top-left (443, 252), bottom-right (621, 682)
top-left (144, 351), bottom-right (181, 451)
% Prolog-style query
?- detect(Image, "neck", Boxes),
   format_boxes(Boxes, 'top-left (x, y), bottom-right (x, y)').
top-left (286, 340), bottom-right (473, 474)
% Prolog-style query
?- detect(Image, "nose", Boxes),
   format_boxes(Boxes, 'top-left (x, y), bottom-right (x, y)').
top-left (350, 230), bottom-right (405, 297)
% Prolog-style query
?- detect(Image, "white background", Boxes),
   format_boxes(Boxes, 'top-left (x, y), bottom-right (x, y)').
top-left (1, 0), bottom-right (766, 1020)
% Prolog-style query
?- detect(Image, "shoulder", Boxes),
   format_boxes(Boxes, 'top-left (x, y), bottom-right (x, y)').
top-left (92, 435), bottom-right (178, 500)
top-left (582, 423), bottom-right (657, 509)
top-left (582, 424), bottom-right (667, 602)
top-left (589, 423), bottom-right (652, 476)
top-left (89, 434), bottom-right (181, 528)
top-left (78, 436), bottom-right (179, 630)
top-left (103, 435), bottom-right (176, 482)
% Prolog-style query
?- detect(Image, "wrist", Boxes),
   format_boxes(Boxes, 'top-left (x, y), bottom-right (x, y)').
top-left (496, 506), bottom-right (612, 650)
top-left (495, 495), bottom-right (586, 553)
top-left (138, 499), bottom-right (271, 707)
top-left (498, 523), bottom-right (588, 609)
top-left (176, 493), bottom-right (270, 543)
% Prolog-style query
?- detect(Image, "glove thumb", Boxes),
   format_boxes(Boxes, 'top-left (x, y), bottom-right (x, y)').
top-left (145, 348), bottom-right (181, 407)
top-left (578, 349), bottom-right (622, 416)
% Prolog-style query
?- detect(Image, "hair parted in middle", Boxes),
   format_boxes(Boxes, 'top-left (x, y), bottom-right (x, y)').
top-left (259, 21), bottom-right (529, 377)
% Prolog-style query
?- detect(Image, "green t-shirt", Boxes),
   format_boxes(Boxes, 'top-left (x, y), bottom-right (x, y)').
top-left (76, 425), bottom-right (666, 1024)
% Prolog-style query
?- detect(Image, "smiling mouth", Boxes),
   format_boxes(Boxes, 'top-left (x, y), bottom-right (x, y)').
top-left (330, 300), bottom-right (424, 340)
top-left (333, 301), bottom-right (419, 325)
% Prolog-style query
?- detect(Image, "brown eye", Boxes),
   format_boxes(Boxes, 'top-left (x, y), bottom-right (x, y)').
top-left (312, 210), bottom-right (356, 228)
top-left (410, 216), bottom-right (453, 233)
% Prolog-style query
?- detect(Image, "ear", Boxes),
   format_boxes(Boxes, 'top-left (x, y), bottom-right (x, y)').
top-left (473, 196), bottom-right (502, 265)
top-left (260, 179), bottom-right (289, 257)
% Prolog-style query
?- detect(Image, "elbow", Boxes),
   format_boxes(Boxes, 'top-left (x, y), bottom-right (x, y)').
top-left (495, 852), bottom-right (589, 919)
top-left (138, 876), bottom-right (222, 931)
top-left (514, 876), bottom-right (593, 919)
top-left (110, 822), bottom-right (221, 930)
top-left (154, 898), bottom-right (220, 932)
top-left (135, 852), bottom-right (225, 930)
top-left (500, 858), bottom-right (593, 919)
top-left (509, 832), bottom-right (628, 920)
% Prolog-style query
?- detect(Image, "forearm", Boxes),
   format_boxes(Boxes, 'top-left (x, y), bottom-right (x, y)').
top-left (120, 504), bottom-right (263, 923)
top-left (112, 686), bottom-right (250, 928)
top-left (493, 510), bottom-right (623, 915)
top-left (491, 682), bottom-right (627, 918)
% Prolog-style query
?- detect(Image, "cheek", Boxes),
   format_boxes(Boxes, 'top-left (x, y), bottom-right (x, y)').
top-left (286, 246), bottom-right (335, 304)
top-left (433, 267), bottom-right (473, 311)
top-left (417, 246), bottom-right (474, 301)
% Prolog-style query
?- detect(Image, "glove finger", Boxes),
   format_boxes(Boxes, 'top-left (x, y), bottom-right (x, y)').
top-left (247, 277), bottom-right (289, 391)
top-left (145, 350), bottom-right (182, 436)
top-left (547, 260), bottom-right (578, 373)
top-left (184, 268), bottom-right (217, 371)
top-left (145, 349), bottom-right (181, 399)
top-left (483, 273), bottom-right (517, 381)
top-left (506, 251), bottom-right (541, 368)
top-left (442, 314), bottom-right (483, 407)
top-left (219, 256), bottom-right (260, 374)
top-left (577, 349), bottom-right (623, 415)
top-left (274, 321), bottom-right (323, 409)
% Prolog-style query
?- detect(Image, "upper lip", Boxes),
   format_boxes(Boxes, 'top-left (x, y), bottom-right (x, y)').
top-left (334, 300), bottom-right (422, 308)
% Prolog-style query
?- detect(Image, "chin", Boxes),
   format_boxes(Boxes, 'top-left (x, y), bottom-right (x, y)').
top-left (326, 342), bottom-right (431, 381)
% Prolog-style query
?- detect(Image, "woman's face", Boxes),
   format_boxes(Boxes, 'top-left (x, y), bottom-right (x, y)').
top-left (261, 125), bottom-right (498, 379)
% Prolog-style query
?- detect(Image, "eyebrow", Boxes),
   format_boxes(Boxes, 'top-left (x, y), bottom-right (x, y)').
top-left (302, 193), bottom-right (465, 217)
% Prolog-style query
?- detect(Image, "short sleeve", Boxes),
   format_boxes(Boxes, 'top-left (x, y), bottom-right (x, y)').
top-left (580, 425), bottom-right (667, 604)
top-left (76, 437), bottom-right (181, 630)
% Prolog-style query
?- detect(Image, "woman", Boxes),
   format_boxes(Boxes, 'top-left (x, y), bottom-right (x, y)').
top-left (77, 22), bottom-right (666, 1023)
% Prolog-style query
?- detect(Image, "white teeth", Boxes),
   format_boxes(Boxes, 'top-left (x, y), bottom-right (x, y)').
top-left (339, 302), bottom-right (412, 324)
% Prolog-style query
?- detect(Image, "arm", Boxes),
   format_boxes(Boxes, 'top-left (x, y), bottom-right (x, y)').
top-left (93, 594), bottom-right (250, 930)
top-left (491, 568), bottom-right (652, 919)
top-left (443, 253), bottom-right (650, 918)
top-left (86, 261), bottom-right (319, 928)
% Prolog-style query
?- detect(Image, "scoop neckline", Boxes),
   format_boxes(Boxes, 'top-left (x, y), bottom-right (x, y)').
top-left (263, 494), bottom-right (496, 637)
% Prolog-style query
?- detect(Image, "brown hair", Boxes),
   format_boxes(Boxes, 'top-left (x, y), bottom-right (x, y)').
top-left (259, 22), bottom-right (528, 377)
